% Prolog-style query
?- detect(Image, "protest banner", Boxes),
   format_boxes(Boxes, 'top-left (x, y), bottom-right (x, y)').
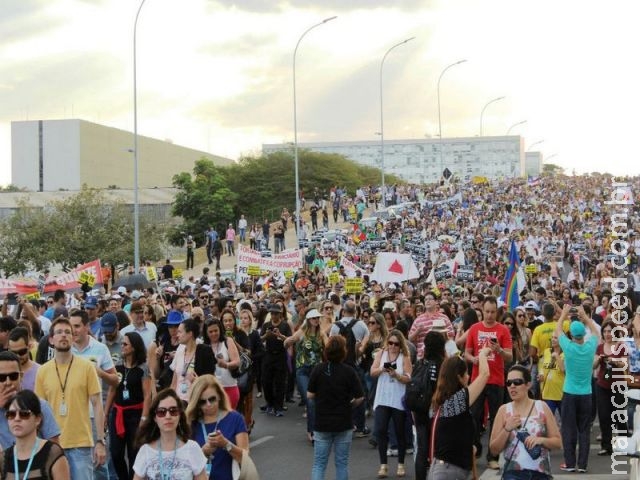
top-left (434, 264), bottom-right (452, 281)
top-left (456, 265), bottom-right (475, 282)
top-left (345, 277), bottom-right (363, 294)
top-left (44, 260), bottom-right (104, 294)
top-left (236, 245), bottom-right (303, 284)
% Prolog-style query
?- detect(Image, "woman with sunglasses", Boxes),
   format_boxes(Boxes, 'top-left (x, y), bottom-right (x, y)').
top-left (133, 388), bottom-right (207, 480)
top-left (106, 332), bottom-right (152, 480)
top-left (320, 301), bottom-right (335, 335)
top-left (370, 330), bottom-right (412, 478)
top-left (186, 375), bottom-right (249, 480)
top-left (3, 390), bottom-right (70, 479)
top-left (513, 309), bottom-right (532, 367)
top-left (429, 346), bottom-right (491, 480)
top-left (203, 317), bottom-right (241, 409)
top-left (489, 366), bottom-right (561, 480)
top-left (503, 312), bottom-right (527, 365)
top-left (283, 308), bottom-right (327, 443)
top-left (361, 313), bottom-right (388, 416)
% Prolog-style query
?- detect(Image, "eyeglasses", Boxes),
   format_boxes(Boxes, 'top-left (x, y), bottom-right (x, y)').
top-left (5, 409), bottom-right (33, 420)
top-left (155, 406), bottom-right (181, 418)
top-left (199, 297), bottom-right (209, 301)
top-left (9, 348), bottom-right (29, 357)
top-left (0, 372), bottom-right (20, 382)
top-left (198, 395), bottom-right (217, 406)
top-left (516, 314), bottom-right (525, 318)
top-left (504, 322), bottom-right (514, 327)
top-left (506, 378), bottom-right (526, 387)
top-left (47, 301), bottom-right (54, 305)
top-left (387, 340), bottom-right (400, 346)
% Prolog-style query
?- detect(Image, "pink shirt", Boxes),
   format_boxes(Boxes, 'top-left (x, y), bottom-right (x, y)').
top-left (409, 311), bottom-right (454, 359)
top-left (226, 228), bottom-right (236, 241)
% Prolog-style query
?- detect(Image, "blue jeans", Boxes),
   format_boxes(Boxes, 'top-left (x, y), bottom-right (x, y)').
top-left (312, 430), bottom-right (352, 480)
top-left (560, 392), bottom-right (591, 469)
top-left (296, 365), bottom-right (315, 433)
top-left (65, 447), bottom-right (94, 480)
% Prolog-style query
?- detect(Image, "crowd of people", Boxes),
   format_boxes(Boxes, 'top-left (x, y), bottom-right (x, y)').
top-left (0, 173), bottom-right (638, 480)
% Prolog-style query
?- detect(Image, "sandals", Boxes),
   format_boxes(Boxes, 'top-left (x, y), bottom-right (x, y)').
top-left (377, 465), bottom-right (388, 478)
top-left (397, 464), bottom-right (406, 477)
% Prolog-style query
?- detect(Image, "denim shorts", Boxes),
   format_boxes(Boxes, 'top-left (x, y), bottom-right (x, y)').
top-left (428, 459), bottom-right (472, 480)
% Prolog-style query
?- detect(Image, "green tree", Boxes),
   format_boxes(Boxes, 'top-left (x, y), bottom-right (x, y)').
top-left (171, 158), bottom-right (237, 245)
top-left (542, 163), bottom-right (564, 175)
top-left (0, 188), bottom-right (165, 276)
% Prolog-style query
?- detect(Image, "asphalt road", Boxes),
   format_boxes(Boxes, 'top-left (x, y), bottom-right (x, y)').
top-left (245, 393), bottom-right (626, 480)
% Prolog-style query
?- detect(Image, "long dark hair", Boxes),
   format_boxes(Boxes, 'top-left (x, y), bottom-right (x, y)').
top-left (431, 355), bottom-right (468, 410)
top-left (124, 332), bottom-right (147, 366)
top-left (135, 388), bottom-right (190, 448)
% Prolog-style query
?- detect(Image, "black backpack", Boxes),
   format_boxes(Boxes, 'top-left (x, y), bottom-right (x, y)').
top-left (404, 359), bottom-right (438, 415)
top-left (338, 318), bottom-right (359, 366)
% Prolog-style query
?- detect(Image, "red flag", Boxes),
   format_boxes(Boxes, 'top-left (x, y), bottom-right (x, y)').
top-left (352, 224), bottom-right (366, 244)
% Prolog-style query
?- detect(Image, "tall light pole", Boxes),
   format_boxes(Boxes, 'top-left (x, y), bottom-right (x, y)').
top-left (132, 0), bottom-right (147, 274)
top-left (379, 37), bottom-right (414, 208)
top-left (437, 59), bottom-right (467, 177)
top-left (479, 96), bottom-right (505, 136)
top-left (506, 120), bottom-right (527, 135)
top-left (293, 16), bottom-right (336, 239)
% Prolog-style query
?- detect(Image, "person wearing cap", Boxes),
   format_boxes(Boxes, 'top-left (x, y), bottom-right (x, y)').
top-left (148, 310), bottom-right (182, 391)
top-left (100, 312), bottom-right (123, 362)
top-left (120, 300), bottom-right (157, 349)
top-left (84, 296), bottom-right (101, 337)
top-left (524, 300), bottom-right (542, 331)
top-left (283, 308), bottom-right (327, 443)
top-left (259, 302), bottom-right (292, 417)
top-left (554, 303), bottom-right (598, 473)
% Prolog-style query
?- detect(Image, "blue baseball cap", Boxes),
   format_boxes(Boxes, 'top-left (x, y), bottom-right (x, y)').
top-left (569, 321), bottom-right (586, 339)
top-left (101, 312), bottom-right (118, 334)
top-left (85, 296), bottom-right (98, 309)
top-left (165, 310), bottom-right (183, 326)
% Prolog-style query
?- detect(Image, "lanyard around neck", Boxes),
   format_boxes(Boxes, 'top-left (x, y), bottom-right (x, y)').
top-left (14, 437), bottom-right (39, 480)
top-left (158, 437), bottom-right (178, 480)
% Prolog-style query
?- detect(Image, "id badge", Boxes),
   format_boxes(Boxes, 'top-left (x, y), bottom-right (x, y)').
top-left (59, 402), bottom-right (68, 417)
top-left (122, 389), bottom-right (130, 401)
top-left (206, 463), bottom-right (212, 475)
top-left (180, 382), bottom-right (188, 394)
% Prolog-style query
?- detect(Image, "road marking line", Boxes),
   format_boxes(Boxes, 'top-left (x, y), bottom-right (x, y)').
top-left (250, 435), bottom-right (274, 448)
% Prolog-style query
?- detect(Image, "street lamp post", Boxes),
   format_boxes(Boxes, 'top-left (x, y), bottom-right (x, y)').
top-left (506, 120), bottom-right (527, 135)
top-left (437, 59), bottom-right (467, 177)
top-left (132, 0), bottom-right (147, 274)
top-left (379, 37), bottom-right (414, 208)
top-left (527, 139), bottom-right (544, 151)
top-left (479, 96), bottom-right (505, 136)
top-left (293, 16), bottom-right (336, 240)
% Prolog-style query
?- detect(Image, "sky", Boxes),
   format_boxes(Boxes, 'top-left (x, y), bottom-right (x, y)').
top-left (1, 0), bottom-right (638, 187)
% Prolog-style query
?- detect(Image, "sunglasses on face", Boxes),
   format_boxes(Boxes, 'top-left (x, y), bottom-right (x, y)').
top-left (504, 322), bottom-right (514, 327)
top-left (506, 378), bottom-right (526, 387)
top-left (10, 348), bottom-right (29, 357)
top-left (0, 372), bottom-right (20, 382)
top-left (368, 321), bottom-right (377, 325)
top-left (198, 395), bottom-right (217, 407)
top-left (5, 409), bottom-right (33, 420)
top-left (387, 340), bottom-right (400, 346)
top-left (155, 406), bottom-right (180, 418)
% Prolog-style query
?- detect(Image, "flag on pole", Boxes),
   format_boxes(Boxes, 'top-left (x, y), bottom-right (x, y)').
top-left (500, 240), bottom-right (520, 312)
top-left (371, 253), bottom-right (420, 284)
top-left (352, 224), bottom-right (366, 244)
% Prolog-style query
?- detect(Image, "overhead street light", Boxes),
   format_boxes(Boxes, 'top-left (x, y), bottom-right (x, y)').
top-left (527, 139), bottom-right (544, 151)
top-left (479, 96), bottom-right (505, 136)
top-left (293, 16), bottom-right (337, 239)
top-left (132, 0), bottom-right (147, 274)
top-left (437, 59), bottom-right (467, 175)
top-left (506, 120), bottom-right (527, 135)
top-left (379, 36), bottom-right (414, 207)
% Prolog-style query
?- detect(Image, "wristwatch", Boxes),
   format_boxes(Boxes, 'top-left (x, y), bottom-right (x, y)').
top-left (225, 442), bottom-right (233, 452)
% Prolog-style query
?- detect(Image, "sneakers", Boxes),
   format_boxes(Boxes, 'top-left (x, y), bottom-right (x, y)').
top-left (387, 448), bottom-right (398, 457)
top-left (274, 410), bottom-right (284, 417)
top-left (355, 427), bottom-right (371, 438)
top-left (406, 448), bottom-right (414, 455)
top-left (369, 438), bottom-right (378, 448)
top-left (559, 464), bottom-right (576, 472)
top-left (259, 405), bottom-right (272, 413)
top-left (256, 392), bottom-right (262, 398)
top-left (578, 468), bottom-right (588, 473)
top-left (487, 460), bottom-right (500, 470)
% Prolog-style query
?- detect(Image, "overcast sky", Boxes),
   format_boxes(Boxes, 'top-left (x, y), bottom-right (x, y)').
top-left (1, 0), bottom-right (638, 186)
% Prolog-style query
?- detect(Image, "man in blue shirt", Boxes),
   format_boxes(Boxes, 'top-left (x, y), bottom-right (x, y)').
top-left (555, 304), bottom-right (598, 473)
top-left (0, 351), bottom-right (60, 449)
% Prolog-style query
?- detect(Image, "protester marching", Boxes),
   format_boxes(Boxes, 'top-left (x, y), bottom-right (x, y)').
top-left (0, 173), bottom-right (639, 479)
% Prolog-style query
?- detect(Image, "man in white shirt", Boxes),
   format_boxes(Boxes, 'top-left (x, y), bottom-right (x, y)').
top-left (120, 300), bottom-right (157, 349)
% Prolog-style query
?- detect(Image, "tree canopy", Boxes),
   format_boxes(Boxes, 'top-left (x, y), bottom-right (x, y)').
top-left (0, 187), bottom-right (164, 276)
top-left (542, 163), bottom-right (564, 175)
top-left (170, 150), bottom-right (403, 243)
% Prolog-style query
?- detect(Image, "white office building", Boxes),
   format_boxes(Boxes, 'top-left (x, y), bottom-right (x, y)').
top-left (525, 151), bottom-right (543, 177)
top-left (263, 136), bottom-right (525, 184)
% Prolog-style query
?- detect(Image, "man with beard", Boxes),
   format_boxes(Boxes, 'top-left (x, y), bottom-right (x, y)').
top-left (35, 316), bottom-right (106, 480)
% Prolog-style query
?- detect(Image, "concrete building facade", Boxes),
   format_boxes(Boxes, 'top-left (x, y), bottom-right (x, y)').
top-left (525, 151), bottom-right (543, 176)
top-left (11, 119), bottom-right (233, 191)
top-left (263, 136), bottom-right (525, 184)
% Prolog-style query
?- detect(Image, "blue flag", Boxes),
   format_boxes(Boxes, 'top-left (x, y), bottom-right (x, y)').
top-left (500, 240), bottom-right (520, 312)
